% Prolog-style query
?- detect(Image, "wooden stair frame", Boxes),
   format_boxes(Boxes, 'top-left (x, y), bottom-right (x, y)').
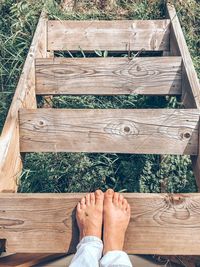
top-left (1, 3), bottom-right (200, 264)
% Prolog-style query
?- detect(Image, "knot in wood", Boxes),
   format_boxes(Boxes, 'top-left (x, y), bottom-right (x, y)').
top-left (164, 194), bottom-right (185, 206)
top-left (180, 130), bottom-right (191, 140)
top-left (104, 120), bottom-right (138, 136)
top-left (34, 120), bottom-right (46, 130)
top-left (184, 132), bottom-right (191, 139)
top-left (136, 65), bottom-right (141, 72)
top-left (39, 120), bottom-right (45, 126)
top-left (162, 194), bottom-right (191, 221)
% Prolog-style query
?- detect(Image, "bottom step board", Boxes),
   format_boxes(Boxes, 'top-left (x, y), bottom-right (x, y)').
top-left (1, 193), bottom-right (200, 255)
top-left (0, 253), bottom-right (65, 267)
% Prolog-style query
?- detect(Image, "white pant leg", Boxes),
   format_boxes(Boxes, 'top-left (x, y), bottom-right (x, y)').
top-left (69, 236), bottom-right (103, 267)
top-left (100, 251), bottom-right (133, 267)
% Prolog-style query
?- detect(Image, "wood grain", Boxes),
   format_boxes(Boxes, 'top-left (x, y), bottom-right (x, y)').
top-left (47, 20), bottom-right (170, 51)
top-left (166, 4), bottom-right (200, 109)
top-left (1, 193), bottom-right (200, 255)
top-left (19, 109), bottom-right (199, 155)
top-left (0, 13), bottom-right (49, 192)
top-left (0, 253), bottom-right (65, 267)
top-left (35, 57), bottom-right (182, 95)
top-left (166, 4), bottom-right (200, 190)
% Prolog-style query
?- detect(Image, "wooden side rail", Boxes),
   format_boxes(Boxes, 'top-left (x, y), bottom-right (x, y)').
top-left (19, 109), bottom-right (199, 155)
top-left (0, 13), bottom-right (48, 193)
top-left (166, 4), bottom-right (200, 109)
top-left (47, 20), bottom-right (170, 51)
top-left (35, 57), bottom-right (182, 96)
top-left (1, 193), bottom-right (200, 255)
top-left (166, 4), bottom-right (200, 189)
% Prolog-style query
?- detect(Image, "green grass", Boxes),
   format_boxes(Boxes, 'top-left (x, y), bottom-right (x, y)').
top-left (0, 0), bottom-right (44, 128)
top-left (0, 0), bottom-right (199, 194)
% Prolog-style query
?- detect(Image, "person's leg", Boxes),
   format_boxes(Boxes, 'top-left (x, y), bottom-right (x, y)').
top-left (69, 190), bottom-right (104, 267)
top-left (100, 189), bottom-right (132, 267)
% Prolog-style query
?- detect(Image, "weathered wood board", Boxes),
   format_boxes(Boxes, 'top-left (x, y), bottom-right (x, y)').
top-left (166, 4), bottom-right (200, 109)
top-left (19, 109), bottom-right (199, 155)
top-left (166, 4), bottom-right (200, 190)
top-left (1, 193), bottom-right (200, 255)
top-left (0, 253), bottom-right (65, 267)
top-left (47, 20), bottom-right (170, 51)
top-left (0, 13), bottom-right (48, 192)
top-left (36, 57), bottom-right (182, 95)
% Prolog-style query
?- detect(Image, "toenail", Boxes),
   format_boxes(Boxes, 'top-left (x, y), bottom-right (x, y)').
top-left (96, 190), bottom-right (101, 195)
top-left (107, 189), bottom-right (114, 194)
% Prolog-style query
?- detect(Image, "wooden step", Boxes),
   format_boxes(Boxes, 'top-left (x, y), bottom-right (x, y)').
top-left (19, 109), bottom-right (199, 155)
top-left (35, 57), bottom-right (182, 95)
top-left (1, 193), bottom-right (200, 255)
top-left (0, 253), bottom-right (65, 267)
top-left (47, 20), bottom-right (170, 51)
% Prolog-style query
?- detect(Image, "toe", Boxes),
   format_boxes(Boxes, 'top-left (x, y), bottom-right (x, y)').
top-left (122, 199), bottom-right (128, 211)
top-left (80, 196), bottom-right (86, 208)
top-left (90, 192), bottom-right (95, 205)
top-left (126, 203), bottom-right (131, 216)
top-left (104, 189), bottom-right (114, 203)
top-left (113, 192), bottom-right (119, 205)
top-left (119, 194), bottom-right (124, 207)
top-left (104, 189), bottom-right (114, 204)
top-left (77, 202), bottom-right (81, 212)
top-left (81, 196), bottom-right (86, 205)
top-left (95, 189), bottom-right (104, 205)
top-left (86, 194), bottom-right (91, 206)
top-left (122, 198), bottom-right (127, 205)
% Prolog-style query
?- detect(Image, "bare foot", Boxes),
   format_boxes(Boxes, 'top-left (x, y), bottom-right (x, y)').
top-left (76, 190), bottom-right (104, 240)
top-left (103, 189), bottom-right (131, 254)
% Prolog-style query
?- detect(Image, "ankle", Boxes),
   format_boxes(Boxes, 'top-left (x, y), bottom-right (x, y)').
top-left (103, 244), bottom-right (124, 255)
top-left (103, 236), bottom-right (124, 254)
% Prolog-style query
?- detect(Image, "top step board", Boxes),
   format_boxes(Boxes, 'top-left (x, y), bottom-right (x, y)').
top-left (47, 20), bottom-right (170, 51)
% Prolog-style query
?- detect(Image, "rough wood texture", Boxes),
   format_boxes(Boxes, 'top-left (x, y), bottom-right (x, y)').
top-left (47, 20), bottom-right (170, 51)
top-left (1, 193), bottom-right (200, 255)
top-left (166, 3), bottom-right (200, 109)
top-left (166, 4), bottom-right (200, 190)
top-left (0, 253), bottom-right (65, 267)
top-left (0, 13), bottom-right (48, 192)
top-left (36, 57), bottom-right (182, 95)
top-left (19, 109), bottom-right (199, 155)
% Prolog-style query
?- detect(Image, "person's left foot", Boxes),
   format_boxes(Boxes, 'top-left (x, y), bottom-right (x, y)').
top-left (76, 190), bottom-right (104, 240)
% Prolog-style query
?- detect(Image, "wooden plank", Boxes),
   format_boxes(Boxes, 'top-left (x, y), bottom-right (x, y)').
top-left (166, 4), bottom-right (200, 190)
top-left (0, 13), bottom-right (48, 192)
top-left (47, 20), bottom-right (170, 51)
top-left (166, 3), bottom-right (200, 108)
top-left (35, 57), bottom-right (182, 95)
top-left (1, 193), bottom-right (200, 254)
top-left (0, 253), bottom-right (65, 267)
top-left (19, 109), bottom-right (199, 155)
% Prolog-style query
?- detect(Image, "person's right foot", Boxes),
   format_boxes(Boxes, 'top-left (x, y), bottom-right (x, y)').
top-left (76, 190), bottom-right (104, 240)
top-left (103, 189), bottom-right (131, 254)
